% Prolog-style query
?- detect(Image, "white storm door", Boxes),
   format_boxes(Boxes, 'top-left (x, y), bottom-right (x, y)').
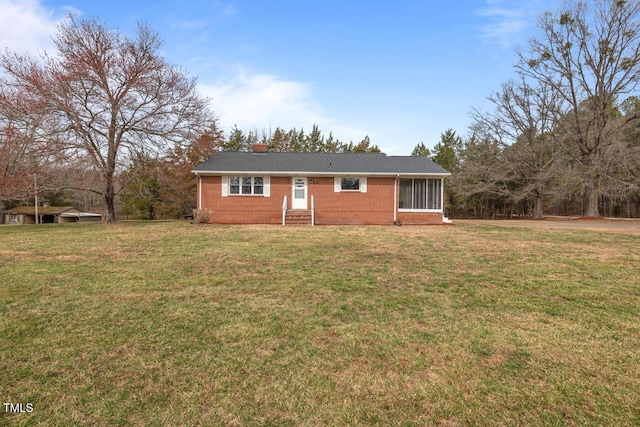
top-left (291, 177), bottom-right (308, 209)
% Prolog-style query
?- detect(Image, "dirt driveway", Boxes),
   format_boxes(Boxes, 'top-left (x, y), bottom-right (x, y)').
top-left (454, 218), bottom-right (640, 235)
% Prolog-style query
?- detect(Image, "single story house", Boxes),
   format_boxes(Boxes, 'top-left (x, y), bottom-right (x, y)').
top-left (192, 145), bottom-right (451, 225)
top-left (3, 206), bottom-right (102, 224)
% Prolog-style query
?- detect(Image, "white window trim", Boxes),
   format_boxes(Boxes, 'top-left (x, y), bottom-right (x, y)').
top-left (222, 175), bottom-right (270, 197)
top-left (334, 177), bottom-right (367, 193)
top-left (398, 208), bottom-right (444, 213)
top-left (397, 178), bottom-right (443, 212)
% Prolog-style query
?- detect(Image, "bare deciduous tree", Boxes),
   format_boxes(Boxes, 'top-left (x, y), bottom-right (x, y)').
top-left (455, 126), bottom-right (512, 215)
top-left (517, 0), bottom-right (640, 217)
top-left (471, 77), bottom-right (562, 218)
top-left (0, 15), bottom-right (214, 222)
top-left (0, 87), bottom-right (55, 210)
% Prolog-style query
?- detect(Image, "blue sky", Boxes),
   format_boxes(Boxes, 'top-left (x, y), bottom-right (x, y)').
top-left (1, 0), bottom-right (561, 154)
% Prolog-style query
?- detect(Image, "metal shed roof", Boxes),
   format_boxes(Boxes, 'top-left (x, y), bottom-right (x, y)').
top-left (6, 206), bottom-right (79, 215)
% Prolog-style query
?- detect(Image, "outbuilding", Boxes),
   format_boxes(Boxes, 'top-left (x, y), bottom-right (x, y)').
top-left (3, 206), bottom-right (102, 224)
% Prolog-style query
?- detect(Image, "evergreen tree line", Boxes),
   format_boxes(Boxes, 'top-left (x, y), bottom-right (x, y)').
top-left (222, 124), bottom-right (380, 153)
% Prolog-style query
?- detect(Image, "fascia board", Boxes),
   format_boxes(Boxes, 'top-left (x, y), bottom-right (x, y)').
top-left (192, 170), bottom-right (451, 177)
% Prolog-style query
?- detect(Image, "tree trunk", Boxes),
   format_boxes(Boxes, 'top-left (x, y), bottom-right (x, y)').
top-left (581, 180), bottom-right (600, 218)
top-left (578, 151), bottom-right (601, 218)
top-left (533, 194), bottom-right (544, 219)
top-left (104, 174), bottom-right (117, 223)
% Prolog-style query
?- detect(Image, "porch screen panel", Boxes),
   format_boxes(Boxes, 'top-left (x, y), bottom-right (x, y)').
top-left (399, 178), bottom-right (442, 210)
top-left (413, 179), bottom-right (427, 210)
top-left (399, 179), bottom-right (412, 209)
top-left (427, 179), bottom-right (441, 210)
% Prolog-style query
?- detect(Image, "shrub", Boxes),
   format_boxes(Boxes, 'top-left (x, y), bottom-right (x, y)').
top-left (193, 208), bottom-right (212, 224)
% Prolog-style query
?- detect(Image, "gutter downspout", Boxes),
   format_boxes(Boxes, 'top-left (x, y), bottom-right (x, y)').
top-left (393, 174), bottom-right (399, 225)
top-left (197, 174), bottom-right (202, 210)
top-left (34, 174), bottom-right (39, 225)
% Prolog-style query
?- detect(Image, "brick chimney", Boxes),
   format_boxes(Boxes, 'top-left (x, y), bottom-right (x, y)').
top-left (252, 144), bottom-right (268, 153)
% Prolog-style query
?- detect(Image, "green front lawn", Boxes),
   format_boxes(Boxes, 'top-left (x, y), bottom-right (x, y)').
top-left (1, 222), bottom-right (639, 425)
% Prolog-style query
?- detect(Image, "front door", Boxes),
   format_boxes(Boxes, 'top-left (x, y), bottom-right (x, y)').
top-left (291, 177), bottom-right (308, 209)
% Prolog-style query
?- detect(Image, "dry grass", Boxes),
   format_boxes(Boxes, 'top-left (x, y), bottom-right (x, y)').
top-left (1, 221), bottom-right (639, 425)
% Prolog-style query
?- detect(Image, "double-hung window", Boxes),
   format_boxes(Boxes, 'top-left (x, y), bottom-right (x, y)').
top-left (229, 176), bottom-right (264, 195)
top-left (398, 178), bottom-right (442, 210)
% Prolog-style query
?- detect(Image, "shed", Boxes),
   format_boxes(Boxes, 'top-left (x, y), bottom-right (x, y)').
top-left (3, 206), bottom-right (102, 224)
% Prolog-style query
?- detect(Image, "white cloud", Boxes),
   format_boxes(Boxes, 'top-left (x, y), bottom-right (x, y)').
top-left (477, 0), bottom-right (560, 47)
top-left (0, 0), bottom-right (69, 55)
top-left (478, 7), bottom-right (526, 46)
top-left (213, 1), bottom-right (237, 18)
top-left (199, 69), bottom-right (368, 143)
top-left (1, 1), bottom-right (372, 149)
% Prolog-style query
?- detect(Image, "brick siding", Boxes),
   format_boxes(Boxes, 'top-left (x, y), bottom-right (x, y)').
top-left (198, 175), bottom-right (445, 225)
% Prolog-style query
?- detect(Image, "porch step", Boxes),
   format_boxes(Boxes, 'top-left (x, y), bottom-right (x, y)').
top-left (286, 210), bottom-right (312, 225)
top-left (443, 216), bottom-right (453, 224)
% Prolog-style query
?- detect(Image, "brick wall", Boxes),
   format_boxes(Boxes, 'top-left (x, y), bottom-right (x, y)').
top-left (396, 211), bottom-right (446, 225)
top-left (199, 176), bottom-right (285, 224)
top-left (198, 175), bottom-right (445, 225)
top-left (308, 177), bottom-right (394, 225)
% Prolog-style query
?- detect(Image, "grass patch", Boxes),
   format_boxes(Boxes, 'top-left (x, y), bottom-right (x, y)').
top-left (1, 221), bottom-right (639, 425)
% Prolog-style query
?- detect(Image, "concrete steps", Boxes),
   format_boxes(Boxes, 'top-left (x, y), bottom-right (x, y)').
top-left (285, 210), bottom-right (312, 225)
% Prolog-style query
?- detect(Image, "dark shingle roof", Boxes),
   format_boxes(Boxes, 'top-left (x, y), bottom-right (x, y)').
top-left (193, 152), bottom-right (450, 176)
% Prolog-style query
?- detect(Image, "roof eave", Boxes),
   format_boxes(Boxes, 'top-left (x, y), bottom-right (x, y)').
top-left (192, 170), bottom-right (451, 177)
